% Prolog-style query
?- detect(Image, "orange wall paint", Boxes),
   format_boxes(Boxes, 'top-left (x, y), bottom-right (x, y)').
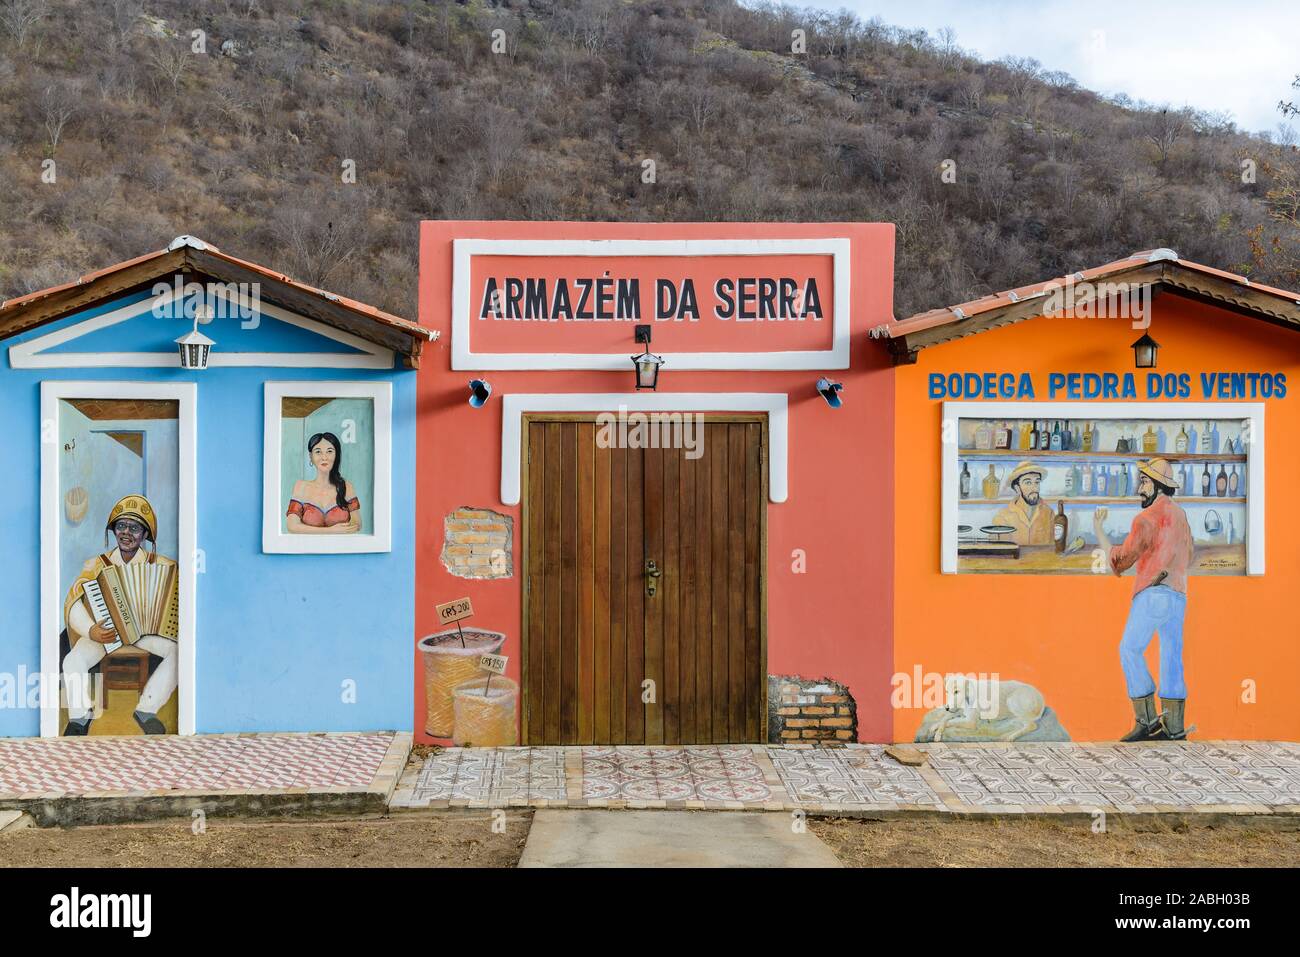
top-left (417, 222), bottom-right (897, 744)
top-left (893, 296), bottom-right (1300, 742)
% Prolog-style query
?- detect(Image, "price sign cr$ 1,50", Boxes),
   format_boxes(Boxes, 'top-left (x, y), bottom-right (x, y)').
top-left (479, 654), bottom-right (508, 675)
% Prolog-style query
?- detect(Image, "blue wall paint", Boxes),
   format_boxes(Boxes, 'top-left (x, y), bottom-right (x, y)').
top-left (0, 292), bottom-right (415, 735)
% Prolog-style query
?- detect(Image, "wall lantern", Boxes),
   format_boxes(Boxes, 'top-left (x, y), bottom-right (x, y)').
top-left (468, 379), bottom-right (493, 408)
top-left (1131, 332), bottom-right (1160, 369)
top-left (816, 377), bottom-right (844, 408)
top-left (631, 325), bottom-right (664, 391)
top-left (175, 314), bottom-right (215, 370)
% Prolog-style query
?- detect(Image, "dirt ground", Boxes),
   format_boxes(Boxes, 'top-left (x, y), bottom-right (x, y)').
top-left (4, 810), bottom-right (1298, 868)
top-left (0, 811), bottom-right (529, 868)
top-left (811, 815), bottom-right (1300, 867)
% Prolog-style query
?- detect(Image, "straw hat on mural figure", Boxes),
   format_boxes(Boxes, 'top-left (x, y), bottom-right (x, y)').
top-left (915, 675), bottom-right (1069, 743)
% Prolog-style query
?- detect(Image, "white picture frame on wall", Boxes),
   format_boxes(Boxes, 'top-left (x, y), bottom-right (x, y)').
top-left (263, 381), bottom-right (392, 554)
top-left (940, 401), bottom-right (1265, 576)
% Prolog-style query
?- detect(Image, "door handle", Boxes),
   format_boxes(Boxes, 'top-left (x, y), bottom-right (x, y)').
top-left (645, 559), bottom-right (662, 597)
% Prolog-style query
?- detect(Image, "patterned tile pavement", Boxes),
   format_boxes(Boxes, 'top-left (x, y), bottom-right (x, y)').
top-left (0, 732), bottom-right (404, 798)
top-left (389, 742), bottom-right (1300, 816)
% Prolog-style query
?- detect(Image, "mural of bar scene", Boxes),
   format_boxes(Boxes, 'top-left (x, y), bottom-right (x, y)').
top-left (956, 417), bottom-right (1248, 573)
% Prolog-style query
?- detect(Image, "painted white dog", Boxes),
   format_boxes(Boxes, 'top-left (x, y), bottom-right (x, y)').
top-left (931, 675), bottom-right (1045, 742)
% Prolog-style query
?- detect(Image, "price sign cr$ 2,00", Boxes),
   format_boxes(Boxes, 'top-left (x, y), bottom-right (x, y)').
top-left (435, 597), bottom-right (474, 625)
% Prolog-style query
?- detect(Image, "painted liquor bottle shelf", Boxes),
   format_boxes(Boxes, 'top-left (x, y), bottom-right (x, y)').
top-left (959, 496), bottom-right (1246, 505)
top-left (958, 448), bottom-right (1247, 462)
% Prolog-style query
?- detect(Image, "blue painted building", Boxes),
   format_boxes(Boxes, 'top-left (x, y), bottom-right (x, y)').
top-left (0, 236), bottom-right (432, 737)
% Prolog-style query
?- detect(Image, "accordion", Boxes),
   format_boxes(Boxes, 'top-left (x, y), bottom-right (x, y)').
top-left (81, 563), bottom-right (179, 648)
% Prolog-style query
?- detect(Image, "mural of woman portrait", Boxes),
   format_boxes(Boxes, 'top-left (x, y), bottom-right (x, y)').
top-left (265, 384), bottom-right (388, 555)
top-left (286, 431), bottom-right (362, 534)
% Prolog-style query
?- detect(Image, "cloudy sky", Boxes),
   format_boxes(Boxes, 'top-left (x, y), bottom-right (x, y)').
top-left (795, 0), bottom-right (1299, 135)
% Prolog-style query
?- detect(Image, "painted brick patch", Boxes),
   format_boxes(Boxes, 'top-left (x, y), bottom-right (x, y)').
top-left (768, 675), bottom-right (858, 745)
top-left (441, 507), bottom-right (513, 579)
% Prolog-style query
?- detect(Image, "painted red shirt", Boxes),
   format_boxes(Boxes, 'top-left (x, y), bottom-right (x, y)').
top-left (287, 497), bottom-right (360, 527)
top-left (1109, 494), bottom-right (1194, 595)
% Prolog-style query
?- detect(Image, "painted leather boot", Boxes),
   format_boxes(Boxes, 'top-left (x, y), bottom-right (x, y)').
top-left (63, 717), bottom-right (91, 736)
top-left (1152, 698), bottom-right (1193, 741)
top-left (1120, 693), bottom-right (1160, 742)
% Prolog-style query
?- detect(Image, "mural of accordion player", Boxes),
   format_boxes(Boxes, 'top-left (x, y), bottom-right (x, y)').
top-left (0, 236), bottom-right (431, 738)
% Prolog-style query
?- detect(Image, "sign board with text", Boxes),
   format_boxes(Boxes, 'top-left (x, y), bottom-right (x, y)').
top-left (451, 237), bottom-right (851, 371)
top-left (435, 597), bottom-right (474, 626)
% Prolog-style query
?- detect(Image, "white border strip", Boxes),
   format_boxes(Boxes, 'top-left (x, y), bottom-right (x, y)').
top-left (41, 381), bottom-right (198, 736)
top-left (262, 381), bottom-right (393, 554)
top-left (11, 286), bottom-right (395, 369)
top-left (452, 238), bottom-right (851, 371)
top-left (500, 393), bottom-right (789, 504)
top-left (940, 401), bottom-right (1265, 575)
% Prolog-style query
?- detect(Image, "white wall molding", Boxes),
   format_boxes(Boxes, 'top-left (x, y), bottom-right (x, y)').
top-left (262, 381), bottom-right (393, 554)
top-left (499, 392), bottom-right (789, 504)
top-left (11, 285), bottom-right (395, 369)
top-left (452, 238), bottom-right (851, 371)
top-left (41, 381), bottom-right (198, 736)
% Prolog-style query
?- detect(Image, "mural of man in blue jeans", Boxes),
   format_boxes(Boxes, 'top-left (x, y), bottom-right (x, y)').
top-left (1092, 458), bottom-right (1196, 742)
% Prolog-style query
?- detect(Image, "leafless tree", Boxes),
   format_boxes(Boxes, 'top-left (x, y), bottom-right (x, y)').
top-left (0, 0), bottom-right (46, 49)
top-left (149, 45), bottom-right (191, 95)
top-left (1143, 107), bottom-right (1188, 168)
top-left (40, 81), bottom-right (78, 151)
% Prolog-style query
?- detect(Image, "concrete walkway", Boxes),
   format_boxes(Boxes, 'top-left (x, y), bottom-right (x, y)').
top-left (519, 809), bottom-right (841, 867)
top-left (390, 741), bottom-right (1300, 819)
top-left (0, 732), bottom-right (411, 826)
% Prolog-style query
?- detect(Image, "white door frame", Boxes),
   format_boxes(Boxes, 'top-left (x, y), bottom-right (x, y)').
top-left (40, 381), bottom-right (198, 736)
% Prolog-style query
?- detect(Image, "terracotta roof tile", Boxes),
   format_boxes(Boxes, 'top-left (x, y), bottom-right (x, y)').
top-left (1, 237), bottom-right (431, 343)
top-left (881, 250), bottom-right (1300, 338)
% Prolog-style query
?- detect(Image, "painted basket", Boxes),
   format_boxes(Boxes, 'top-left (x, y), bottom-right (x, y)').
top-left (452, 675), bottom-right (519, 748)
top-left (417, 628), bottom-right (505, 738)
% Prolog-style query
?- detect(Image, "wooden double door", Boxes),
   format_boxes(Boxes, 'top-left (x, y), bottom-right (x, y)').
top-left (522, 415), bottom-right (766, 745)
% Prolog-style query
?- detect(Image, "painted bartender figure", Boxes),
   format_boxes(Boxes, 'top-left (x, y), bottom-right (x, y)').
top-left (1092, 458), bottom-right (1195, 741)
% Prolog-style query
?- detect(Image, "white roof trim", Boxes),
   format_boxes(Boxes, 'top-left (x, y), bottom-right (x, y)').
top-left (168, 235), bottom-right (213, 252)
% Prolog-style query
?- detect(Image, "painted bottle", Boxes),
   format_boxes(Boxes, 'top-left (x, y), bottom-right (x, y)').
top-left (1054, 500), bottom-right (1069, 553)
top-left (1228, 464), bottom-right (1239, 497)
top-left (1118, 464), bottom-right (1130, 497)
top-left (1082, 421), bottom-right (1094, 452)
top-left (1082, 463), bottom-right (1093, 496)
top-left (1018, 420), bottom-right (1034, 450)
top-left (1200, 420), bottom-right (1213, 453)
top-left (975, 420), bottom-right (992, 450)
top-left (1096, 465), bottom-right (1109, 497)
top-left (994, 421), bottom-right (1012, 450)
top-left (982, 464), bottom-right (1001, 500)
top-left (1038, 419), bottom-right (1051, 450)
top-left (1142, 425), bottom-right (1158, 454)
top-left (1029, 420), bottom-right (1039, 451)
top-left (1064, 464), bottom-right (1076, 495)
top-left (1050, 420), bottom-right (1063, 451)
top-left (1175, 424), bottom-right (1189, 453)
top-left (1201, 464), bottom-right (1211, 497)
top-left (960, 461), bottom-right (971, 499)
top-left (1216, 464), bottom-right (1228, 497)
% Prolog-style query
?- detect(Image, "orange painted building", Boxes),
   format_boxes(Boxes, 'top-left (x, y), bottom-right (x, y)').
top-left (883, 251), bottom-right (1300, 742)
